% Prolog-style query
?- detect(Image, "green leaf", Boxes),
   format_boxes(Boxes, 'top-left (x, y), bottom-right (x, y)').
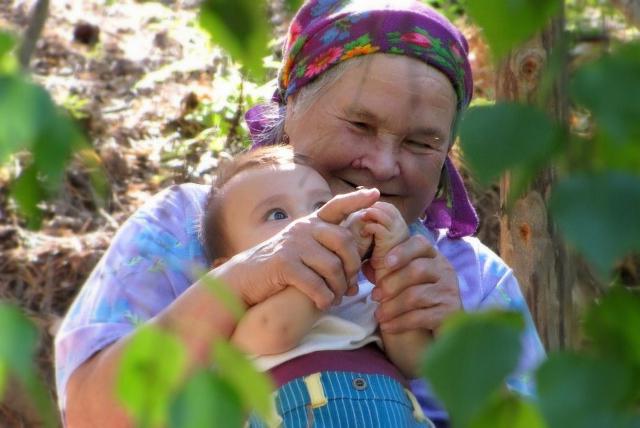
top-left (10, 164), bottom-right (45, 229)
top-left (0, 304), bottom-right (56, 427)
top-left (194, 267), bottom-right (245, 321)
top-left (0, 360), bottom-right (6, 400)
top-left (213, 340), bottom-right (276, 424)
top-left (170, 369), bottom-right (244, 428)
top-left (537, 353), bottom-right (636, 428)
top-left (0, 76), bottom-right (45, 163)
top-left (284, 0), bottom-right (303, 13)
top-left (459, 103), bottom-right (559, 185)
top-left (584, 287), bottom-right (640, 370)
top-left (549, 172), bottom-right (640, 274)
top-left (0, 31), bottom-right (18, 74)
top-left (571, 44), bottom-right (640, 152)
top-left (117, 326), bottom-right (187, 428)
top-left (199, 0), bottom-right (270, 78)
top-left (1, 75), bottom-right (90, 228)
top-left (470, 394), bottom-right (546, 428)
top-left (0, 303), bottom-right (39, 381)
top-left (466, 0), bottom-right (562, 60)
top-left (422, 310), bottom-right (525, 428)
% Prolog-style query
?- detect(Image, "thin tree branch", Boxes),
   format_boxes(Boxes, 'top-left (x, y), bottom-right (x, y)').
top-left (18, 0), bottom-right (50, 71)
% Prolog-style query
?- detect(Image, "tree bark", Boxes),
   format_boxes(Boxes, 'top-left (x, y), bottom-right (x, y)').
top-left (495, 8), bottom-right (601, 352)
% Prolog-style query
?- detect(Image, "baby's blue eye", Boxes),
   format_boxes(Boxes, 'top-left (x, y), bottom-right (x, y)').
top-left (266, 209), bottom-right (288, 221)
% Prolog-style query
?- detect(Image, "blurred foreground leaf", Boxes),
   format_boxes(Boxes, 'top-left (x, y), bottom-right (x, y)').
top-left (459, 103), bottom-right (560, 186)
top-left (0, 304), bottom-right (39, 388)
top-left (199, 0), bottom-right (270, 78)
top-left (117, 326), bottom-right (187, 428)
top-left (284, 0), bottom-right (303, 13)
top-left (571, 43), bottom-right (640, 168)
top-left (537, 353), bottom-right (638, 428)
top-left (470, 394), bottom-right (546, 428)
top-left (213, 340), bottom-right (276, 424)
top-left (549, 172), bottom-right (640, 274)
top-left (170, 369), bottom-right (244, 428)
top-left (0, 74), bottom-right (94, 228)
top-left (466, 0), bottom-right (562, 60)
top-left (0, 31), bottom-right (18, 73)
top-left (0, 304), bottom-right (56, 427)
top-left (422, 310), bottom-right (525, 428)
top-left (194, 268), bottom-right (245, 321)
top-left (0, 360), bottom-right (6, 398)
top-left (584, 287), bottom-right (640, 372)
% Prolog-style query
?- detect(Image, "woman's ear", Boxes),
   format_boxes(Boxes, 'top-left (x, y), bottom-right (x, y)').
top-left (212, 257), bottom-right (229, 268)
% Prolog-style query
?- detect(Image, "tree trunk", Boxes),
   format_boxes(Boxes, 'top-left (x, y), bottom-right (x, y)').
top-left (495, 8), bottom-right (601, 352)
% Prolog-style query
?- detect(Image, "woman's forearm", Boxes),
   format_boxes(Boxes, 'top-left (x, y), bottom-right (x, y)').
top-left (65, 265), bottom-right (244, 427)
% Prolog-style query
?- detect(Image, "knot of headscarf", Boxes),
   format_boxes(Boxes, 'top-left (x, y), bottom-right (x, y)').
top-left (245, 0), bottom-right (478, 238)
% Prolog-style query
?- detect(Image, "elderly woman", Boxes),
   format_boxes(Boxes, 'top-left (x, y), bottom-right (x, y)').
top-left (56, 0), bottom-right (545, 426)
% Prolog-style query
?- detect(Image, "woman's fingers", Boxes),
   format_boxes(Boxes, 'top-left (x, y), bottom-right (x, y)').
top-left (375, 281), bottom-right (439, 322)
top-left (372, 254), bottom-right (440, 300)
top-left (301, 249), bottom-right (349, 305)
top-left (382, 234), bottom-right (438, 272)
top-left (312, 223), bottom-right (362, 289)
top-left (281, 261), bottom-right (337, 310)
top-left (235, 189), bottom-right (380, 310)
top-left (375, 280), bottom-right (461, 333)
top-left (317, 188), bottom-right (379, 224)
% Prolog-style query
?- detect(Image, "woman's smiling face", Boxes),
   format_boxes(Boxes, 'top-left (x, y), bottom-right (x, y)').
top-left (285, 54), bottom-right (457, 224)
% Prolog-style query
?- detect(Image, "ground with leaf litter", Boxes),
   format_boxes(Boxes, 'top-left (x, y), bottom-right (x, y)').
top-left (5, 0), bottom-right (628, 426)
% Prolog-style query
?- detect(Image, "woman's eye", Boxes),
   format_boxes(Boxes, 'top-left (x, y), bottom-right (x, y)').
top-left (266, 209), bottom-right (288, 221)
top-left (406, 140), bottom-right (433, 152)
top-left (350, 121), bottom-right (371, 131)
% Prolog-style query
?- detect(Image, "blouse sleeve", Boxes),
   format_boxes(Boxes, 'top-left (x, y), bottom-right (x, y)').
top-left (54, 183), bottom-right (209, 411)
top-left (427, 227), bottom-right (546, 398)
top-left (473, 241), bottom-right (547, 397)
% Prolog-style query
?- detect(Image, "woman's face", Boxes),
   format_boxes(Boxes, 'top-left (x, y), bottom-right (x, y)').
top-left (285, 54), bottom-right (457, 224)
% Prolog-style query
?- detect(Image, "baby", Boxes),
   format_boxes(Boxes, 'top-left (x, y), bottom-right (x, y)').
top-left (201, 145), bottom-right (433, 427)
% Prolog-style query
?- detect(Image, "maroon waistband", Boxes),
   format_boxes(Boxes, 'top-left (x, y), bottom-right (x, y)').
top-left (268, 344), bottom-right (409, 388)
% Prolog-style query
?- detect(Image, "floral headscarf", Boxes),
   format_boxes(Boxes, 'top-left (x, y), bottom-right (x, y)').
top-left (278, 0), bottom-right (473, 110)
top-left (246, 0), bottom-right (479, 238)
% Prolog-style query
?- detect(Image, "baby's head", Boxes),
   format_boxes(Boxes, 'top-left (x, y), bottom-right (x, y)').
top-left (202, 145), bottom-right (333, 264)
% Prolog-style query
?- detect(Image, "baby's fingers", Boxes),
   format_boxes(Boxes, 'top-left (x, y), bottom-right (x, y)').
top-left (362, 206), bottom-right (394, 228)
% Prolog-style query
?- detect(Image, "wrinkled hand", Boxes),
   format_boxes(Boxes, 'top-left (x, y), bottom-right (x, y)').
top-left (371, 234), bottom-right (462, 334)
top-left (224, 188), bottom-right (380, 310)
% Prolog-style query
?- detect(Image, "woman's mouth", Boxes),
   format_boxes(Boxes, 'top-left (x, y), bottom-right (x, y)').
top-left (340, 178), bottom-right (395, 198)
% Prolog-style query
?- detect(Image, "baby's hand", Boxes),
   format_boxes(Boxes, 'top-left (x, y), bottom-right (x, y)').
top-left (360, 202), bottom-right (409, 272)
top-left (343, 209), bottom-right (374, 258)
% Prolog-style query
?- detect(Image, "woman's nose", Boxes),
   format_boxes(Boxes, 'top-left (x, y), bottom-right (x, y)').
top-left (360, 137), bottom-right (400, 181)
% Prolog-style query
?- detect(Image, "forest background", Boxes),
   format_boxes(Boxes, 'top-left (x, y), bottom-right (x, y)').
top-left (1, 0), bottom-right (639, 427)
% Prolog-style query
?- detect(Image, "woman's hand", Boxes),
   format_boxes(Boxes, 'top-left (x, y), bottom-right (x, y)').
top-left (371, 234), bottom-right (461, 334)
top-left (218, 188), bottom-right (380, 310)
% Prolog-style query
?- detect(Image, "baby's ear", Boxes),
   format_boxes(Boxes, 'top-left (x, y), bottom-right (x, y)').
top-left (212, 257), bottom-right (229, 268)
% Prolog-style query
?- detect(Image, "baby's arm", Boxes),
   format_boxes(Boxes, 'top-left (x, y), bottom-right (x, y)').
top-left (362, 202), bottom-right (433, 379)
top-left (231, 287), bottom-right (321, 356)
top-left (232, 214), bottom-right (372, 357)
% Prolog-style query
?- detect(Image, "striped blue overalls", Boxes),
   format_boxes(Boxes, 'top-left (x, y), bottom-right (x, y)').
top-left (248, 371), bottom-right (435, 427)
